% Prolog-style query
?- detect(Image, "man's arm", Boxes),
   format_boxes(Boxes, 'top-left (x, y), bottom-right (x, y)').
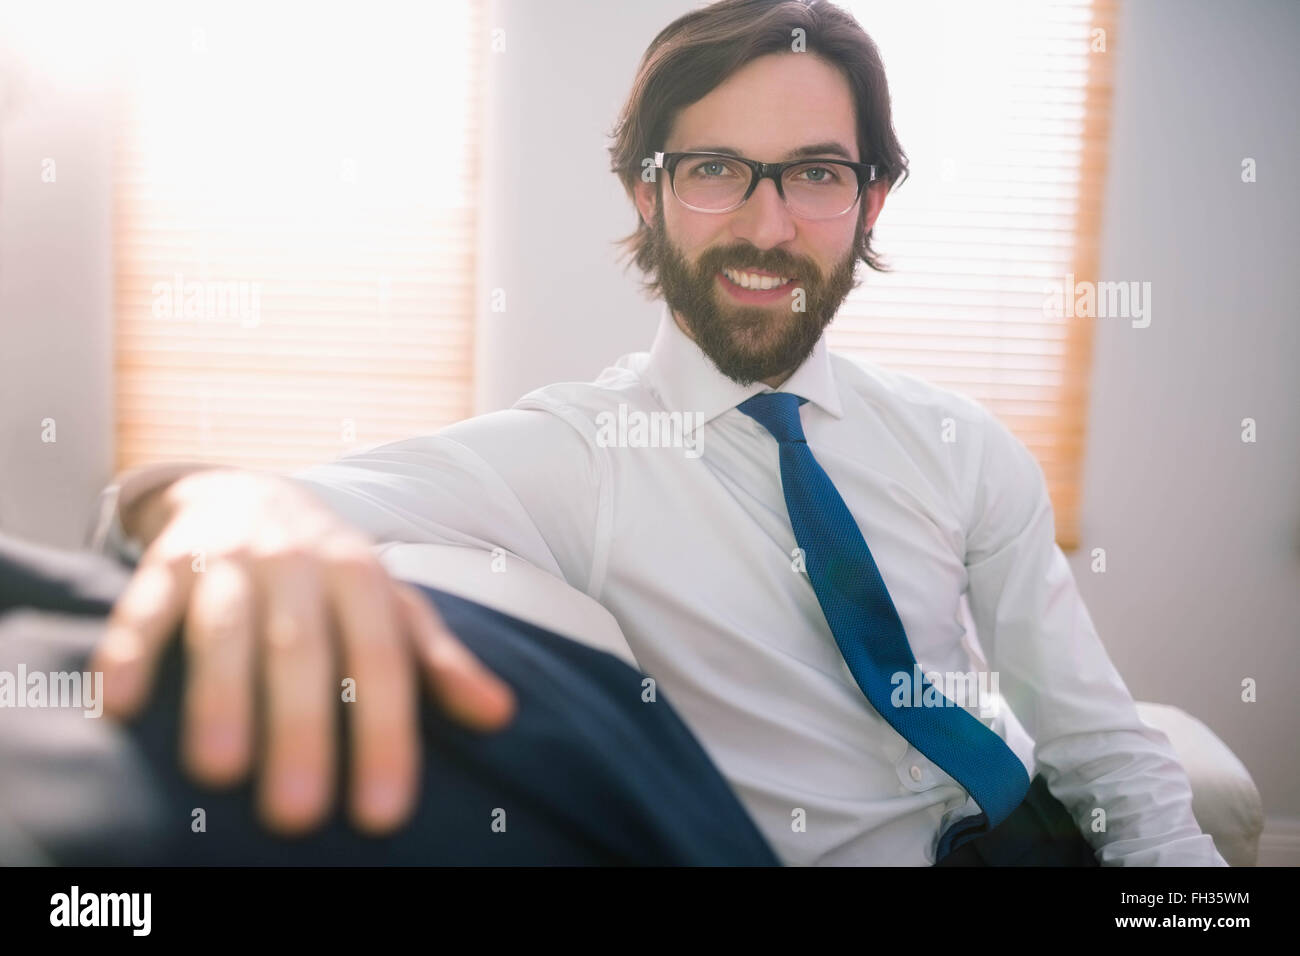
top-left (290, 407), bottom-right (607, 597)
top-left (96, 409), bottom-right (605, 595)
top-left (962, 408), bottom-right (1227, 866)
top-left (87, 405), bottom-right (601, 836)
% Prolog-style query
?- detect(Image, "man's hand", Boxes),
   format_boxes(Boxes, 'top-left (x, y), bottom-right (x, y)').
top-left (90, 468), bottom-right (516, 836)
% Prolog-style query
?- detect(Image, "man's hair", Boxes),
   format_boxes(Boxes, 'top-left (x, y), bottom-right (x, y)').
top-left (608, 0), bottom-right (909, 298)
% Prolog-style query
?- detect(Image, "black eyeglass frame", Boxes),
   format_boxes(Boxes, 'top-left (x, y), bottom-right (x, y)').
top-left (653, 150), bottom-right (877, 219)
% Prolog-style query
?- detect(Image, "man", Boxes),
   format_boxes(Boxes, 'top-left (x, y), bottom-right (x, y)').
top-left (88, 0), bottom-right (1224, 864)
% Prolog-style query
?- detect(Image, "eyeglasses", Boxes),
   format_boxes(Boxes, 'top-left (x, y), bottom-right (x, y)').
top-left (653, 150), bottom-right (876, 220)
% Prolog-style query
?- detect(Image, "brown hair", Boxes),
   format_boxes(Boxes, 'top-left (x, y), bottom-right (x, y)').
top-left (608, 0), bottom-right (909, 298)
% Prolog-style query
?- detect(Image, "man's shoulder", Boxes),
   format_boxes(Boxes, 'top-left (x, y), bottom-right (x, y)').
top-left (511, 351), bottom-right (660, 424)
top-left (828, 349), bottom-right (994, 430)
top-left (827, 350), bottom-right (1044, 532)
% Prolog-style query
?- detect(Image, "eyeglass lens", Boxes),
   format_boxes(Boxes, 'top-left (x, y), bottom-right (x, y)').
top-left (672, 155), bottom-right (860, 218)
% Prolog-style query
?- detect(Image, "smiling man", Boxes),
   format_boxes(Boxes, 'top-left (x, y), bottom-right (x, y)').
top-left (89, 0), bottom-right (1224, 866)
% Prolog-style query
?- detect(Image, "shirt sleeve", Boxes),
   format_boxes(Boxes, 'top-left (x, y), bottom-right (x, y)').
top-left (962, 408), bottom-right (1227, 866)
top-left (291, 407), bottom-right (607, 597)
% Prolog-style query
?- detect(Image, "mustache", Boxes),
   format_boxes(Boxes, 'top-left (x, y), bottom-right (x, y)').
top-left (703, 256), bottom-right (812, 281)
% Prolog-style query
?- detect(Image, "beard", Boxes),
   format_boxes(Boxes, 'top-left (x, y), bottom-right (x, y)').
top-left (645, 200), bottom-right (861, 385)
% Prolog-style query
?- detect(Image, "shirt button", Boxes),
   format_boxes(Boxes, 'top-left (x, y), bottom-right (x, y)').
top-left (910, 765), bottom-right (923, 782)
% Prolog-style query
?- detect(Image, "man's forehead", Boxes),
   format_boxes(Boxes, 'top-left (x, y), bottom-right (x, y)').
top-left (662, 53), bottom-right (858, 161)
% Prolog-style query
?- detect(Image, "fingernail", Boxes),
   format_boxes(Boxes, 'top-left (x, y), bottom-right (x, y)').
top-left (102, 661), bottom-right (141, 712)
top-left (481, 680), bottom-right (516, 727)
top-left (360, 779), bottom-right (404, 824)
top-left (274, 770), bottom-right (318, 812)
top-left (98, 628), bottom-right (144, 666)
top-left (200, 724), bottom-right (240, 763)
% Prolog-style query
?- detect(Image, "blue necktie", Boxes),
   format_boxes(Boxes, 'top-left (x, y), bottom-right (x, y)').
top-left (738, 391), bottom-right (1030, 858)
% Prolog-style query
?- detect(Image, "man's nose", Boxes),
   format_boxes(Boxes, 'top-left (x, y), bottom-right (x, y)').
top-left (730, 176), bottom-right (797, 248)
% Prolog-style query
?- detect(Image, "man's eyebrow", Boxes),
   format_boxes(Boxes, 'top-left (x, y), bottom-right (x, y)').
top-left (682, 142), bottom-right (857, 162)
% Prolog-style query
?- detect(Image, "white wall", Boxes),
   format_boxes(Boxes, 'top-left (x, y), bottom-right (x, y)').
top-left (1064, 0), bottom-right (1300, 837)
top-left (0, 68), bottom-right (114, 547)
top-left (473, 0), bottom-right (697, 412)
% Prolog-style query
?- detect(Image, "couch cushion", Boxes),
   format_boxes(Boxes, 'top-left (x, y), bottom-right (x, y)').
top-left (374, 542), bottom-right (639, 669)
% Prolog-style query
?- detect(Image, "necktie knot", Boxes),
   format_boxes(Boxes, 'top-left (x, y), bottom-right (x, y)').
top-left (738, 391), bottom-right (808, 444)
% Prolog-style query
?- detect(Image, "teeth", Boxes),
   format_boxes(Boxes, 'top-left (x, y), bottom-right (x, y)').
top-left (723, 268), bottom-right (791, 291)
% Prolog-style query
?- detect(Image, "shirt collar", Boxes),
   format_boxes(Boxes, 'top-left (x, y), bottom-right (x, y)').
top-left (641, 302), bottom-right (844, 432)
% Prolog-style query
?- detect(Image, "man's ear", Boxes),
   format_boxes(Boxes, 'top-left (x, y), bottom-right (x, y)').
top-left (633, 176), bottom-right (658, 228)
top-left (861, 179), bottom-right (888, 236)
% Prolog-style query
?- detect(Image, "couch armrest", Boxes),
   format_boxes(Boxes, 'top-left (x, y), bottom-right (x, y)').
top-left (1135, 702), bottom-right (1263, 866)
top-left (372, 542), bottom-right (640, 669)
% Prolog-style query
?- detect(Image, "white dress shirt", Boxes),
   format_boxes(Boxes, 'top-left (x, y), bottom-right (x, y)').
top-left (100, 303), bottom-right (1226, 866)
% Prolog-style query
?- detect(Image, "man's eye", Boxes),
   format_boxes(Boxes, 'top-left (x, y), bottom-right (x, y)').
top-left (795, 165), bottom-right (840, 184)
top-left (691, 161), bottom-right (736, 178)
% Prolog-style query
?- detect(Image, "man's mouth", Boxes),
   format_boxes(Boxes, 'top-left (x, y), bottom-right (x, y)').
top-left (719, 267), bottom-right (795, 291)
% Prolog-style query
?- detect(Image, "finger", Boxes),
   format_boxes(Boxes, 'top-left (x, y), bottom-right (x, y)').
top-left (91, 546), bottom-right (198, 718)
top-left (256, 555), bottom-right (336, 835)
top-left (328, 557), bottom-right (420, 834)
top-left (180, 560), bottom-right (256, 787)
top-left (395, 584), bottom-right (517, 733)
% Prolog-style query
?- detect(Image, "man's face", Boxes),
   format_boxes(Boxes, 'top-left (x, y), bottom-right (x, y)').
top-left (634, 52), bottom-right (888, 386)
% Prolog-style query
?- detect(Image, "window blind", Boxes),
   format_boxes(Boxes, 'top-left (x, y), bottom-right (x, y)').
top-left (834, 0), bottom-right (1118, 549)
top-left (113, 0), bottom-right (483, 473)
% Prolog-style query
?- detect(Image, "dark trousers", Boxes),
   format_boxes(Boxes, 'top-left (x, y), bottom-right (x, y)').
top-left (934, 774), bottom-right (1100, 866)
top-left (0, 534), bottom-right (780, 866)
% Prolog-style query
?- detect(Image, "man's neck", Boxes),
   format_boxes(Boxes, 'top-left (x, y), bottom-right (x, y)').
top-left (669, 308), bottom-right (796, 391)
